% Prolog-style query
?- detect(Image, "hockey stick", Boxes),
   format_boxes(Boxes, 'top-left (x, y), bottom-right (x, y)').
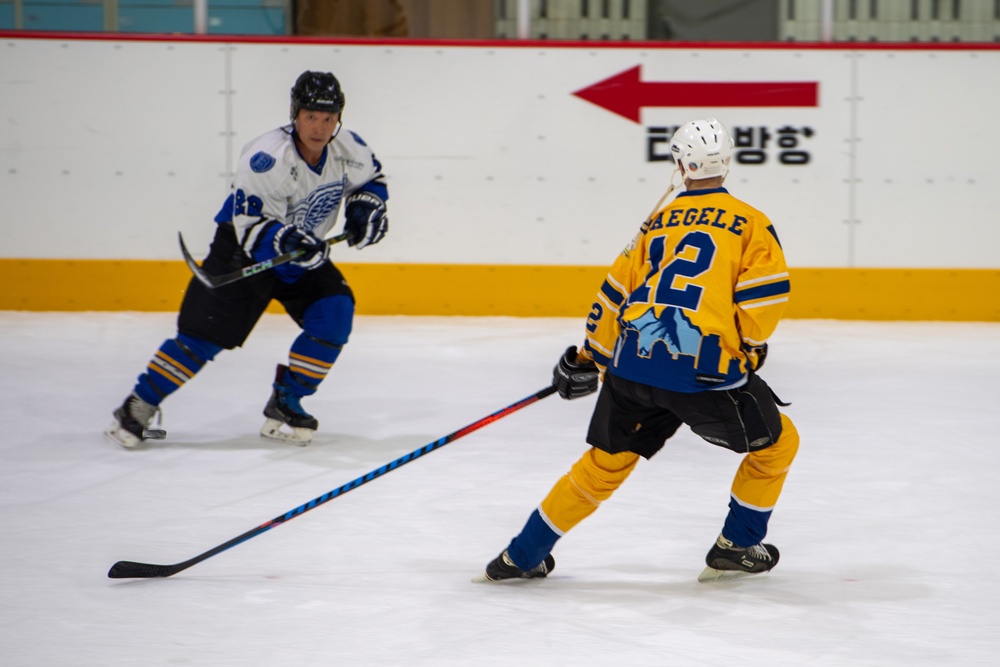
top-left (644, 166), bottom-right (685, 221)
top-left (107, 384), bottom-right (558, 579)
top-left (178, 231), bottom-right (351, 289)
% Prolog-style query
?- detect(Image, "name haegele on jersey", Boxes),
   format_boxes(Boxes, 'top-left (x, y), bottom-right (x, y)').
top-left (645, 207), bottom-right (748, 236)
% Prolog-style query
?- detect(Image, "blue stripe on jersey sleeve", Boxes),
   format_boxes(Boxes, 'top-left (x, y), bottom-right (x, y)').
top-left (214, 194), bottom-right (235, 223)
top-left (600, 280), bottom-right (625, 307)
top-left (735, 280), bottom-right (791, 304)
top-left (583, 340), bottom-right (611, 368)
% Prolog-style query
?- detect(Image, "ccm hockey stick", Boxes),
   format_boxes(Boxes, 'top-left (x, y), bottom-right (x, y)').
top-left (178, 231), bottom-right (351, 289)
top-left (108, 385), bottom-right (558, 579)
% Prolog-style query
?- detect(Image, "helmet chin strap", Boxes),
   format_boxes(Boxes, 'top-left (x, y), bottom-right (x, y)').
top-left (327, 119), bottom-right (343, 143)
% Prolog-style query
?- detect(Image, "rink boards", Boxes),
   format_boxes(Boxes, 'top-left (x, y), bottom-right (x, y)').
top-left (1, 33), bottom-right (998, 320)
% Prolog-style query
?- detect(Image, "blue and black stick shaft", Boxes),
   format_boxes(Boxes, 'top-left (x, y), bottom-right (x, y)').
top-left (107, 385), bottom-right (558, 579)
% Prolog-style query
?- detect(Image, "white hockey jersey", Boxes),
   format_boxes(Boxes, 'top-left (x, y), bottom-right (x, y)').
top-left (214, 124), bottom-right (387, 258)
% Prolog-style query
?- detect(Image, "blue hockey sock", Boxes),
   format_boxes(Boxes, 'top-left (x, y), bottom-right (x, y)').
top-left (134, 334), bottom-right (221, 406)
top-left (285, 334), bottom-right (340, 397)
top-left (284, 295), bottom-right (353, 397)
top-left (506, 509), bottom-right (561, 571)
top-left (721, 495), bottom-right (772, 547)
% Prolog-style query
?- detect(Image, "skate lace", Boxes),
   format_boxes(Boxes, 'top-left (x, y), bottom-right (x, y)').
top-left (746, 544), bottom-right (772, 562)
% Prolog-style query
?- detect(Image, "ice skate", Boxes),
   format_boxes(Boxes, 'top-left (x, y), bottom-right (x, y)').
top-left (698, 534), bottom-right (779, 582)
top-left (473, 549), bottom-right (555, 583)
top-left (260, 364), bottom-right (317, 445)
top-left (104, 392), bottom-right (166, 449)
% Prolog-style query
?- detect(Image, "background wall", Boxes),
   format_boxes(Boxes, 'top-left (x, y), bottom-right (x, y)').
top-left (1, 33), bottom-right (998, 319)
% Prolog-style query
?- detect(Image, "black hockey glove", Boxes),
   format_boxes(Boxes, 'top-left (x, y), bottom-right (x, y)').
top-left (344, 191), bottom-right (388, 249)
top-left (273, 224), bottom-right (329, 271)
top-left (745, 343), bottom-right (769, 372)
top-left (552, 345), bottom-right (599, 400)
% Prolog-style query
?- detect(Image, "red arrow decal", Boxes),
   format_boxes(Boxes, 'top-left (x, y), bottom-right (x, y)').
top-left (572, 66), bottom-right (818, 123)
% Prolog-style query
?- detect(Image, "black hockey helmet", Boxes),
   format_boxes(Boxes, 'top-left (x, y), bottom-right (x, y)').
top-left (290, 71), bottom-right (345, 120)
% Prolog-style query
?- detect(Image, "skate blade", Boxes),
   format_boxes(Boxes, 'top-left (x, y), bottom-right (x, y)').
top-left (471, 572), bottom-right (549, 584)
top-left (698, 566), bottom-right (768, 583)
top-left (104, 422), bottom-right (166, 449)
top-left (104, 422), bottom-right (141, 449)
top-left (260, 418), bottom-right (313, 445)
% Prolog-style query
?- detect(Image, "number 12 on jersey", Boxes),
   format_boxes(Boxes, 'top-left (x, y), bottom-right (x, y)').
top-left (631, 231), bottom-right (718, 312)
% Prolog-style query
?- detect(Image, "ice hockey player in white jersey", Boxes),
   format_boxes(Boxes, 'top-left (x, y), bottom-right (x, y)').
top-left (105, 70), bottom-right (389, 448)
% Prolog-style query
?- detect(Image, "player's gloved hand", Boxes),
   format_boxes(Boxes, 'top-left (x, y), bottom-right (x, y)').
top-left (552, 345), bottom-right (599, 400)
top-left (744, 342), bottom-right (769, 372)
top-left (273, 224), bottom-right (329, 271)
top-left (344, 191), bottom-right (388, 249)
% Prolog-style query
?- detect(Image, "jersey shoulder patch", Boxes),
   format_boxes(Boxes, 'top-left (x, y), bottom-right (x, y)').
top-left (250, 151), bottom-right (276, 173)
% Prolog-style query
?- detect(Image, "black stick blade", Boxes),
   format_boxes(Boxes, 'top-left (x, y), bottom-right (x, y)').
top-left (108, 560), bottom-right (181, 579)
top-left (177, 232), bottom-right (222, 289)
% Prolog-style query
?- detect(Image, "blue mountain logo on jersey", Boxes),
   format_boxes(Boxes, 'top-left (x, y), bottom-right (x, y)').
top-left (250, 151), bottom-right (276, 173)
top-left (624, 306), bottom-right (702, 359)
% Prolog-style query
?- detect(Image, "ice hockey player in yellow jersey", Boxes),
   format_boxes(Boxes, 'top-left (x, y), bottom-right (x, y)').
top-left (478, 119), bottom-right (800, 583)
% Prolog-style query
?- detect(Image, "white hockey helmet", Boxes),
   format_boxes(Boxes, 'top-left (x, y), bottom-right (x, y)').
top-left (669, 118), bottom-right (734, 180)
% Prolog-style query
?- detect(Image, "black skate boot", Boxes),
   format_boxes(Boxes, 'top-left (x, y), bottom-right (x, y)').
top-left (261, 364), bottom-right (318, 445)
top-left (698, 534), bottom-right (780, 582)
top-left (476, 549), bottom-right (556, 583)
top-left (104, 392), bottom-right (166, 449)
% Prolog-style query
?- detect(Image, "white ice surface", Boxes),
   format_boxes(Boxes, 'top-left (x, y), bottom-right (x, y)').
top-left (1, 312), bottom-right (999, 666)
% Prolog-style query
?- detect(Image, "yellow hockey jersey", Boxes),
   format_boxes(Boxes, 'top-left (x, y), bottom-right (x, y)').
top-left (582, 187), bottom-right (790, 393)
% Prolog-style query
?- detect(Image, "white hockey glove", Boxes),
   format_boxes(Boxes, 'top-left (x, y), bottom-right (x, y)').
top-left (273, 224), bottom-right (329, 271)
top-left (344, 191), bottom-right (388, 249)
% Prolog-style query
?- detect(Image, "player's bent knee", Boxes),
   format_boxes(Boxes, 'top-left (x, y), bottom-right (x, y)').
top-left (539, 449), bottom-right (639, 533)
top-left (775, 413), bottom-right (800, 459)
top-left (591, 448), bottom-right (641, 475)
top-left (752, 413), bottom-right (799, 470)
top-left (573, 448), bottom-right (640, 498)
top-left (302, 295), bottom-right (354, 346)
top-left (176, 332), bottom-right (223, 363)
